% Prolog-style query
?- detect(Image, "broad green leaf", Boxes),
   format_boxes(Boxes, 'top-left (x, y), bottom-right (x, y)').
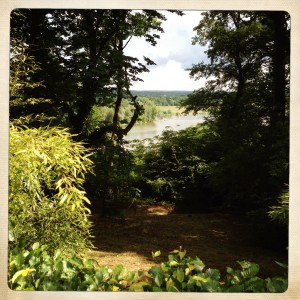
top-left (178, 249), bottom-right (187, 260)
top-left (87, 284), bottom-right (98, 291)
top-left (154, 274), bottom-right (163, 287)
top-left (206, 268), bottom-right (221, 280)
top-left (12, 268), bottom-right (36, 283)
top-left (166, 278), bottom-right (180, 292)
top-left (69, 256), bottom-right (83, 267)
top-left (202, 278), bottom-right (222, 292)
top-left (32, 242), bottom-right (40, 250)
top-left (112, 265), bottom-right (124, 280)
top-left (152, 250), bottom-right (161, 258)
top-left (14, 253), bottom-right (25, 267)
top-left (84, 258), bottom-right (96, 269)
top-left (266, 277), bottom-right (288, 292)
top-left (152, 286), bottom-right (164, 292)
top-left (170, 260), bottom-right (179, 267)
top-left (192, 275), bottom-right (208, 283)
top-left (176, 268), bottom-right (185, 283)
top-left (225, 284), bottom-right (245, 292)
top-left (238, 261), bottom-right (260, 279)
top-left (129, 282), bottom-right (149, 292)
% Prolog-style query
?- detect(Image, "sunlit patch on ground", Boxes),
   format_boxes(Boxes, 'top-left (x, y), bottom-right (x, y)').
top-left (86, 204), bottom-right (287, 277)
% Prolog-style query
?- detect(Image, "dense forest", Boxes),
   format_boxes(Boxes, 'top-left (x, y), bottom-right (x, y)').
top-left (9, 9), bottom-right (289, 292)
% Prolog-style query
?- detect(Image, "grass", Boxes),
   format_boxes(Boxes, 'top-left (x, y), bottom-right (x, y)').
top-left (85, 203), bottom-right (288, 278)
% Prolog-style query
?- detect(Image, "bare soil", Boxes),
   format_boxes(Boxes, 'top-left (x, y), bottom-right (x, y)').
top-left (85, 204), bottom-right (287, 278)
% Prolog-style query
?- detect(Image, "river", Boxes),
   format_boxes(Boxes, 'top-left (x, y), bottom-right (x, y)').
top-left (125, 113), bottom-right (206, 141)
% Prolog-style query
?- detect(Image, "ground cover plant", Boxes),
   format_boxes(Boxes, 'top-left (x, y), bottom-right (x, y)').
top-left (8, 243), bottom-right (287, 292)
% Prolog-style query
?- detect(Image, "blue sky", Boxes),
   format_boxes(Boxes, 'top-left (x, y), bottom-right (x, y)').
top-left (125, 10), bottom-right (208, 91)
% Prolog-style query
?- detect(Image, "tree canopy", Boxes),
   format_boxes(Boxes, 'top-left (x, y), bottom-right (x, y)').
top-left (10, 9), bottom-right (183, 141)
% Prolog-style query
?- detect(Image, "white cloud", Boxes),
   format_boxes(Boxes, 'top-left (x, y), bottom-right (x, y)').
top-left (125, 10), bottom-right (208, 91)
top-left (131, 60), bottom-right (206, 90)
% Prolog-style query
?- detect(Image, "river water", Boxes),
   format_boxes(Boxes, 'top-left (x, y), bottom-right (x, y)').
top-left (125, 113), bottom-right (206, 141)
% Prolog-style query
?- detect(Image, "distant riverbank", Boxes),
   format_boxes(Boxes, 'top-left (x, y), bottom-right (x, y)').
top-left (125, 113), bottom-right (206, 141)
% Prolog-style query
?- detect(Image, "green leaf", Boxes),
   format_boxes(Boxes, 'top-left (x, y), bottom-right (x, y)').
top-left (84, 258), bottom-right (97, 269)
top-left (152, 286), bottom-right (164, 292)
top-left (192, 275), bottom-right (208, 283)
top-left (275, 261), bottom-right (288, 269)
top-left (238, 261), bottom-right (260, 278)
top-left (266, 277), bottom-right (288, 292)
top-left (178, 249), bottom-right (187, 260)
top-left (170, 260), bottom-right (179, 267)
top-left (206, 268), bottom-right (221, 280)
top-left (32, 242), bottom-right (40, 250)
top-left (154, 274), bottom-right (163, 287)
top-left (244, 277), bottom-right (265, 292)
top-left (226, 283), bottom-right (245, 292)
top-left (14, 253), bottom-right (25, 267)
top-left (112, 265), bottom-right (124, 280)
top-left (166, 278), bottom-right (180, 292)
top-left (12, 268), bottom-right (36, 283)
top-left (129, 282), bottom-right (149, 292)
top-left (33, 149), bottom-right (43, 159)
top-left (152, 250), bottom-right (161, 258)
top-left (176, 268), bottom-right (185, 283)
top-left (149, 266), bottom-right (164, 287)
top-left (69, 256), bottom-right (83, 267)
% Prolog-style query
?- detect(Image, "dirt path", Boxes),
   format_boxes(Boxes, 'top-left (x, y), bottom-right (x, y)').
top-left (85, 204), bottom-right (287, 277)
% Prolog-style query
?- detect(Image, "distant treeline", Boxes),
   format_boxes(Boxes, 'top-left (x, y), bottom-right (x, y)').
top-left (131, 91), bottom-right (190, 106)
top-left (132, 90), bottom-right (192, 97)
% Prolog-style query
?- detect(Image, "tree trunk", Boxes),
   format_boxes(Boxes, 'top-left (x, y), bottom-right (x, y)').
top-left (267, 11), bottom-right (288, 126)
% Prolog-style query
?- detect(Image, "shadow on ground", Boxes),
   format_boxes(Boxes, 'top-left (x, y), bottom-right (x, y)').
top-left (85, 204), bottom-right (287, 277)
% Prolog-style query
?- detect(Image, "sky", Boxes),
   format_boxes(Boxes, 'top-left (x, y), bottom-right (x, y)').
top-left (124, 11), bottom-right (208, 91)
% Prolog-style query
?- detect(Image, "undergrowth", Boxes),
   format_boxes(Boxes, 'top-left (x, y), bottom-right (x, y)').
top-left (8, 243), bottom-right (287, 292)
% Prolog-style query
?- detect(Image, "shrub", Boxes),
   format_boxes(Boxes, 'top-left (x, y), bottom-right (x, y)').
top-left (9, 125), bottom-right (94, 255)
top-left (8, 244), bottom-right (288, 292)
top-left (268, 187), bottom-right (289, 226)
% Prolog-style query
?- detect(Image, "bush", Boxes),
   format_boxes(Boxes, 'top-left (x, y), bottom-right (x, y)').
top-left (9, 125), bottom-right (94, 255)
top-left (131, 125), bottom-right (221, 211)
top-left (268, 187), bottom-right (289, 226)
top-left (8, 244), bottom-right (287, 292)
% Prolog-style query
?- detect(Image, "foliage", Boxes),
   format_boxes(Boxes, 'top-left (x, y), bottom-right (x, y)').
top-left (179, 11), bottom-right (290, 211)
top-left (84, 98), bottom-right (163, 136)
top-left (268, 188), bottom-right (289, 226)
top-left (10, 37), bottom-right (54, 125)
top-left (10, 9), bottom-right (176, 136)
top-left (85, 140), bottom-right (139, 214)
top-left (132, 124), bottom-right (224, 211)
top-left (9, 125), bottom-right (94, 255)
top-left (8, 244), bottom-right (287, 292)
top-left (136, 94), bottom-right (188, 106)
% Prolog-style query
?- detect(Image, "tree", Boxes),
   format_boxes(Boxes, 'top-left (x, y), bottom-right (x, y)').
top-left (181, 11), bottom-right (290, 210)
top-left (9, 36), bottom-right (53, 124)
top-left (10, 9), bottom-right (66, 124)
top-left (10, 9), bottom-right (183, 211)
top-left (10, 9), bottom-right (174, 139)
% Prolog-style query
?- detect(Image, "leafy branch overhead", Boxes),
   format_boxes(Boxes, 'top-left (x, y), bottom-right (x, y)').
top-left (10, 9), bottom-right (171, 137)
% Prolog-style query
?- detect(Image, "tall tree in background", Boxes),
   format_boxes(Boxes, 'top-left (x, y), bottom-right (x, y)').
top-left (182, 11), bottom-right (289, 209)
